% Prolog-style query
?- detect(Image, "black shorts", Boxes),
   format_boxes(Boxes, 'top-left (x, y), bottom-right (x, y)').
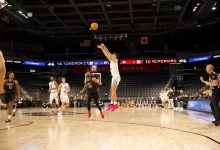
top-left (5, 94), bottom-right (15, 104)
top-left (0, 94), bottom-right (4, 101)
top-left (88, 92), bottom-right (99, 101)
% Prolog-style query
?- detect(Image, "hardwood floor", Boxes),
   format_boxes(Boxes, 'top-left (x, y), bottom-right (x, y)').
top-left (0, 107), bottom-right (219, 150)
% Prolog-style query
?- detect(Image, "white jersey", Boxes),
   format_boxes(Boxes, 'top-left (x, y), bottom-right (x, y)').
top-left (61, 83), bottom-right (69, 95)
top-left (160, 93), bottom-right (163, 99)
top-left (110, 60), bottom-right (120, 77)
top-left (49, 81), bottom-right (57, 93)
top-left (163, 92), bottom-right (168, 100)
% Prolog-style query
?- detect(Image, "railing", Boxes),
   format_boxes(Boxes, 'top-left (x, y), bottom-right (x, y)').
top-left (20, 86), bottom-right (31, 99)
top-left (165, 75), bottom-right (176, 89)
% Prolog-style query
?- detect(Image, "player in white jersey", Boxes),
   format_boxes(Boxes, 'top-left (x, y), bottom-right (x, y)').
top-left (48, 76), bottom-right (59, 115)
top-left (97, 43), bottom-right (121, 111)
top-left (162, 90), bottom-right (168, 108)
top-left (57, 77), bottom-right (70, 116)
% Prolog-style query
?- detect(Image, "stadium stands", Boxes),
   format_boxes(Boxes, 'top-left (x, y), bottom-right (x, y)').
top-left (16, 72), bottom-right (170, 101)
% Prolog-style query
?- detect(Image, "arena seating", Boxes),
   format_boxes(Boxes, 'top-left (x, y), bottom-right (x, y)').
top-left (175, 72), bottom-right (208, 97)
top-left (15, 73), bottom-right (48, 101)
top-left (16, 72), bottom-right (170, 101)
top-left (67, 72), bottom-right (170, 100)
top-left (117, 72), bottom-right (170, 99)
top-left (66, 73), bottom-right (111, 99)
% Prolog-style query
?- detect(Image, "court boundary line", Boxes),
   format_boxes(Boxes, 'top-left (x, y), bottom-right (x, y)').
top-left (0, 121), bottom-right (33, 131)
top-left (1, 110), bottom-right (219, 145)
top-left (70, 118), bottom-right (220, 145)
top-left (0, 118), bottom-right (219, 145)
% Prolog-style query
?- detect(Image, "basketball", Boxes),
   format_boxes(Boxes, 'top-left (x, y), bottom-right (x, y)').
top-left (91, 22), bottom-right (98, 31)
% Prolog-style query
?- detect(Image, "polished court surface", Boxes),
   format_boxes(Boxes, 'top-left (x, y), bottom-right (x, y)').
top-left (0, 107), bottom-right (220, 150)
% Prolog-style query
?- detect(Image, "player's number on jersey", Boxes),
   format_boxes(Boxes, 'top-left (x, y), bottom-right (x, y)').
top-left (9, 86), bottom-right (12, 89)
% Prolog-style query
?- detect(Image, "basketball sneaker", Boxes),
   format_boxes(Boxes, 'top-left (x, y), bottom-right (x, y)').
top-left (101, 114), bottom-right (104, 119)
top-left (12, 108), bottom-right (17, 117)
top-left (111, 104), bottom-right (119, 111)
top-left (57, 112), bottom-right (62, 117)
top-left (51, 111), bottom-right (55, 115)
top-left (106, 104), bottom-right (114, 111)
top-left (212, 120), bottom-right (217, 123)
top-left (88, 113), bottom-right (92, 118)
top-left (214, 121), bottom-right (220, 126)
top-left (5, 119), bottom-right (11, 123)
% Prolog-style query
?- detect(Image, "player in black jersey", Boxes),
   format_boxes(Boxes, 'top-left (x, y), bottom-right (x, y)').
top-left (200, 64), bottom-right (220, 126)
top-left (4, 71), bottom-right (20, 123)
top-left (80, 71), bottom-right (104, 119)
top-left (0, 51), bottom-right (6, 94)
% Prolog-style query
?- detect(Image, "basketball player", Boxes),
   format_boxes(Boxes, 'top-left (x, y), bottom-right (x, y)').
top-left (49, 76), bottom-right (59, 115)
top-left (200, 64), bottom-right (220, 126)
top-left (80, 71), bottom-right (104, 119)
top-left (0, 51), bottom-right (6, 94)
top-left (97, 43), bottom-right (121, 111)
top-left (57, 77), bottom-right (70, 117)
top-left (160, 90), bottom-right (166, 108)
top-left (4, 71), bottom-right (20, 123)
top-left (167, 88), bottom-right (174, 109)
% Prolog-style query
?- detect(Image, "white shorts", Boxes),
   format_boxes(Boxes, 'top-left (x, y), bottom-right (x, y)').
top-left (111, 75), bottom-right (121, 86)
top-left (49, 92), bottom-right (59, 104)
top-left (60, 94), bottom-right (69, 103)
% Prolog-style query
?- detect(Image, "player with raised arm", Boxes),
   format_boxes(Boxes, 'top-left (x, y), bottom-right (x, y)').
top-left (97, 43), bottom-right (121, 111)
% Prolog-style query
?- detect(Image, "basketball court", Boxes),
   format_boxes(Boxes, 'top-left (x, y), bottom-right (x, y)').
top-left (1, 0), bottom-right (220, 150)
top-left (0, 108), bottom-right (219, 150)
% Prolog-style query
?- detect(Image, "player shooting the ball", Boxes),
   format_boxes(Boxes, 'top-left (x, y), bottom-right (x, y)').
top-left (97, 43), bottom-right (121, 111)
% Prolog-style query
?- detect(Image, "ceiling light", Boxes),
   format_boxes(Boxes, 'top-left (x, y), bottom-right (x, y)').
top-left (212, 6), bottom-right (216, 10)
top-left (27, 12), bottom-right (33, 17)
top-left (106, 1), bottom-right (111, 7)
top-left (174, 5), bottom-right (181, 11)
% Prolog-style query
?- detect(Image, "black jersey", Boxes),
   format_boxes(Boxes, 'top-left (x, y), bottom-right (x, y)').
top-left (86, 79), bottom-right (98, 94)
top-left (4, 80), bottom-right (16, 94)
top-left (209, 72), bottom-right (219, 90)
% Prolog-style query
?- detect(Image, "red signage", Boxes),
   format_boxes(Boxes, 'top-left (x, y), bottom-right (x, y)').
top-left (146, 60), bottom-right (151, 64)
top-left (120, 60), bottom-right (143, 65)
top-left (73, 64), bottom-right (161, 74)
top-left (145, 59), bottom-right (177, 64)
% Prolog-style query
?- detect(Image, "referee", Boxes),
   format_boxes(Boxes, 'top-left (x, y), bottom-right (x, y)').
top-left (200, 64), bottom-right (220, 126)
